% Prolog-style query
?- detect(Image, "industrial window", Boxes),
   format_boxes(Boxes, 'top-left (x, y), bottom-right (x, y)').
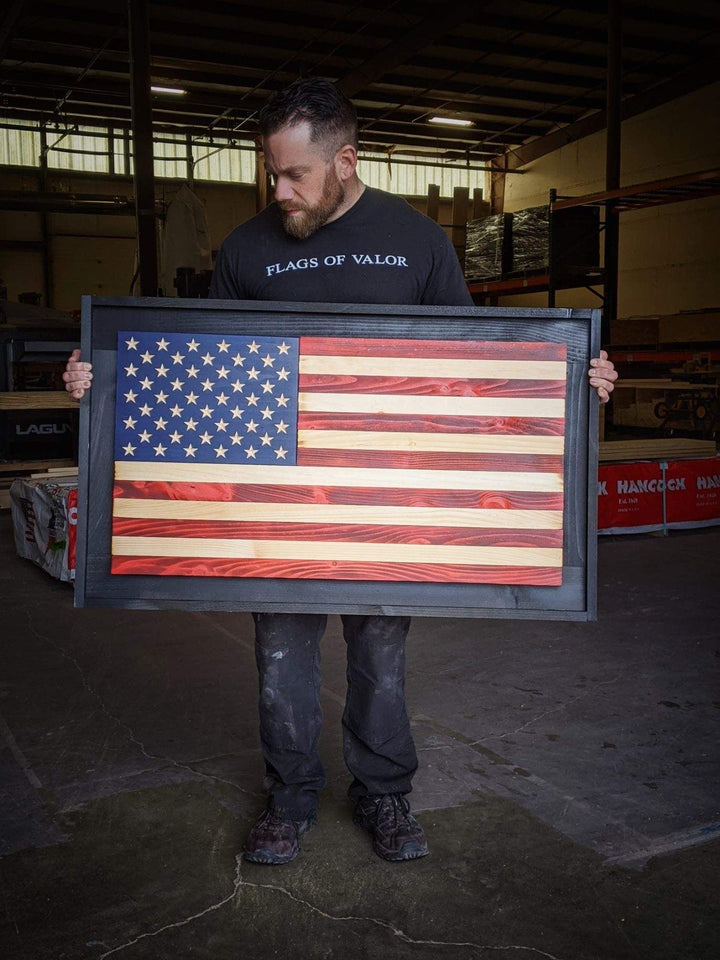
top-left (46, 124), bottom-right (111, 174)
top-left (357, 152), bottom-right (486, 197)
top-left (2, 121), bottom-right (483, 197)
top-left (0, 119), bottom-right (41, 167)
top-left (0, 120), bottom-right (257, 184)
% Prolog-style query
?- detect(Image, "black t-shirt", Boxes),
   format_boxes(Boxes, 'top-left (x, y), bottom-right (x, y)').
top-left (209, 186), bottom-right (473, 307)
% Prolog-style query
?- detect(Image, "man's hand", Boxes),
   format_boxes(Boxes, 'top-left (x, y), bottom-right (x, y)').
top-left (63, 349), bottom-right (93, 400)
top-left (588, 350), bottom-right (617, 404)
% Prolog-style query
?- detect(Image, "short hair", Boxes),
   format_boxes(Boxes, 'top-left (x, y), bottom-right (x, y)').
top-left (258, 78), bottom-right (359, 158)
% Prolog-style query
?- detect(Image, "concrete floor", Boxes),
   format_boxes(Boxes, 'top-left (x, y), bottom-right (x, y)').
top-left (1, 513), bottom-right (719, 960)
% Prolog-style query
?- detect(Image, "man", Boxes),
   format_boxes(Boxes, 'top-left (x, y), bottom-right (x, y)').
top-left (64, 78), bottom-right (617, 866)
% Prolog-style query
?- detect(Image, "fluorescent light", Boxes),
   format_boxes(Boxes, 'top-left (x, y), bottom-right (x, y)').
top-left (151, 85), bottom-right (187, 95)
top-left (428, 116), bottom-right (473, 127)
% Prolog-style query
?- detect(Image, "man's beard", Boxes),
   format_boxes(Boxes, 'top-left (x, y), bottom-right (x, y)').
top-left (279, 167), bottom-right (345, 240)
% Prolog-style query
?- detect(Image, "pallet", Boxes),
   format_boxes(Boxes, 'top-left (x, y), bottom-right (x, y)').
top-left (0, 391), bottom-right (77, 410)
top-left (599, 439), bottom-right (717, 463)
top-left (29, 468), bottom-right (79, 480)
top-left (0, 459), bottom-right (78, 509)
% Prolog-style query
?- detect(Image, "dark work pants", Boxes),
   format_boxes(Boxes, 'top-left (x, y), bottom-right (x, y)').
top-left (252, 612), bottom-right (418, 820)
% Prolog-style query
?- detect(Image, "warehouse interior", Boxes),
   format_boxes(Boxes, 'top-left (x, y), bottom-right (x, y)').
top-left (1, 1), bottom-right (719, 958)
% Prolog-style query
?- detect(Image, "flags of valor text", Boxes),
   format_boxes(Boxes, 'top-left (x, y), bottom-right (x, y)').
top-left (112, 331), bottom-right (567, 584)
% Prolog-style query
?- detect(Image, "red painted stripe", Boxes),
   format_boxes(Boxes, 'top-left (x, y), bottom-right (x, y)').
top-left (297, 449), bottom-right (564, 473)
top-left (113, 480), bottom-right (565, 511)
top-left (298, 375), bottom-right (567, 398)
top-left (300, 337), bottom-right (567, 361)
top-left (297, 412), bottom-right (566, 436)
top-left (110, 554), bottom-right (563, 585)
top-left (111, 518), bottom-right (564, 548)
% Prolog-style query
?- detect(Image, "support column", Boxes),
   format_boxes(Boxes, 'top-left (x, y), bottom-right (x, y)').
top-left (489, 155), bottom-right (506, 215)
top-left (603, 0), bottom-right (622, 343)
top-left (38, 126), bottom-right (53, 309)
top-left (426, 183), bottom-right (440, 222)
top-left (128, 0), bottom-right (158, 296)
top-left (451, 185), bottom-right (469, 271)
top-left (471, 187), bottom-right (489, 221)
top-left (255, 138), bottom-right (270, 213)
top-left (186, 133), bottom-right (194, 187)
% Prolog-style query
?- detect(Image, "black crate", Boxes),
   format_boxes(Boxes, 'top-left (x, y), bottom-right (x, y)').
top-left (510, 205), bottom-right (600, 278)
top-left (464, 213), bottom-right (512, 281)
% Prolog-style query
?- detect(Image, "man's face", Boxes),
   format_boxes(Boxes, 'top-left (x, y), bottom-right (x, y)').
top-left (263, 121), bottom-right (345, 240)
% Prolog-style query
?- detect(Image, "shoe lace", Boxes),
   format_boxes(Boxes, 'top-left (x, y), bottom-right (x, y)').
top-left (258, 805), bottom-right (299, 835)
top-left (380, 793), bottom-right (411, 826)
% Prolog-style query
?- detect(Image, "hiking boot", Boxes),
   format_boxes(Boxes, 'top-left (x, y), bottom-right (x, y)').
top-left (353, 793), bottom-right (429, 862)
top-left (244, 803), bottom-right (316, 865)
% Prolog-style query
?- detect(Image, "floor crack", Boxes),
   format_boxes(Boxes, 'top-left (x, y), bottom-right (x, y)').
top-left (25, 611), bottom-right (260, 799)
top-left (95, 863), bottom-right (244, 958)
top-left (234, 860), bottom-right (567, 957)
top-left (95, 858), bottom-right (567, 959)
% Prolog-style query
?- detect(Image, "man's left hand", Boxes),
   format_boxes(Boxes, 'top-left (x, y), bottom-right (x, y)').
top-left (588, 350), bottom-right (617, 404)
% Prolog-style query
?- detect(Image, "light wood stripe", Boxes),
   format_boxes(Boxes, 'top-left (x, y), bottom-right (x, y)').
top-left (298, 392), bottom-right (565, 419)
top-left (111, 536), bottom-right (563, 567)
top-left (299, 355), bottom-right (566, 381)
top-left (112, 499), bottom-right (564, 530)
top-left (297, 430), bottom-right (564, 454)
top-left (114, 461), bottom-right (564, 492)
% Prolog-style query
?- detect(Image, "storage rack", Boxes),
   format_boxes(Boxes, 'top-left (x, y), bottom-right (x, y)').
top-left (467, 167), bottom-right (720, 307)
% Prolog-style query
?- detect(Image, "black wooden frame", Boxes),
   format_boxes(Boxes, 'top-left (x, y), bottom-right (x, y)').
top-left (75, 296), bottom-right (600, 620)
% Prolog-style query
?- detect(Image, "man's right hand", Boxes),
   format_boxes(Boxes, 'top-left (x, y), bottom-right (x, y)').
top-left (63, 349), bottom-right (93, 400)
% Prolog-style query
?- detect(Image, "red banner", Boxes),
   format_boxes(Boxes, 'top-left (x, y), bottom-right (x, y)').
top-left (67, 487), bottom-right (78, 571)
top-left (598, 456), bottom-right (720, 533)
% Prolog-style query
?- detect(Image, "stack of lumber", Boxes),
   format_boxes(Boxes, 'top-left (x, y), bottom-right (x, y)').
top-left (29, 466), bottom-right (79, 480)
top-left (610, 308), bottom-right (720, 346)
top-left (0, 459), bottom-right (76, 509)
top-left (599, 438), bottom-right (717, 463)
top-left (0, 391), bottom-right (77, 411)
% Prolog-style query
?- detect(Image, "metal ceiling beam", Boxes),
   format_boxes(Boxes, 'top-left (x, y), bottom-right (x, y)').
top-left (336, 1), bottom-right (480, 97)
top-left (5, 50), bottom-right (613, 114)
top-left (3, 74), bottom-right (560, 135)
top-left (128, 0), bottom-right (158, 297)
top-left (5, 69), bottom-right (585, 125)
top-left (447, 12), bottom-right (716, 56)
top-left (420, 36), bottom-right (683, 78)
top-left (0, 0), bottom-right (26, 61)
top-left (516, 0), bottom-right (720, 31)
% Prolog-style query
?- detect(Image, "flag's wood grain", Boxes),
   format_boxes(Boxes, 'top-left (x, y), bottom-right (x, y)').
top-left (298, 391), bottom-right (565, 419)
top-left (109, 555), bottom-right (563, 585)
top-left (113, 480), bottom-right (565, 511)
top-left (115, 461), bottom-right (565, 492)
top-left (297, 412), bottom-right (566, 436)
top-left (111, 333), bottom-right (567, 585)
top-left (298, 374), bottom-right (567, 398)
top-left (299, 356), bottom-right (566, 381)
top-left (301, 337), bottom-right (567, 361)
top-left (112, 498), bottom-right (563, 529)
top-left (296, 449), bottom-right (564, 474)
top-left (112, 518), bottom-right (564, 548)
top-left (296, 430), bottom-right (564, 454)
top-left (111, 535), bottom-right (563, 567)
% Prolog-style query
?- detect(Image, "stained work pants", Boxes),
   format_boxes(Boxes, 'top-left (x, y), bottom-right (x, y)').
top-left (252, 612), bottom-right (418, 820)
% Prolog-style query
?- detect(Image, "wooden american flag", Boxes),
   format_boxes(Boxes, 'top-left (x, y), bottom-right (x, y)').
top-left (111, 331), bottom-right (566, 585)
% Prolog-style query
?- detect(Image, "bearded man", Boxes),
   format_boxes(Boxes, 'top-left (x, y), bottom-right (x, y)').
top-left (64, 78), bottom-right (617, 866)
